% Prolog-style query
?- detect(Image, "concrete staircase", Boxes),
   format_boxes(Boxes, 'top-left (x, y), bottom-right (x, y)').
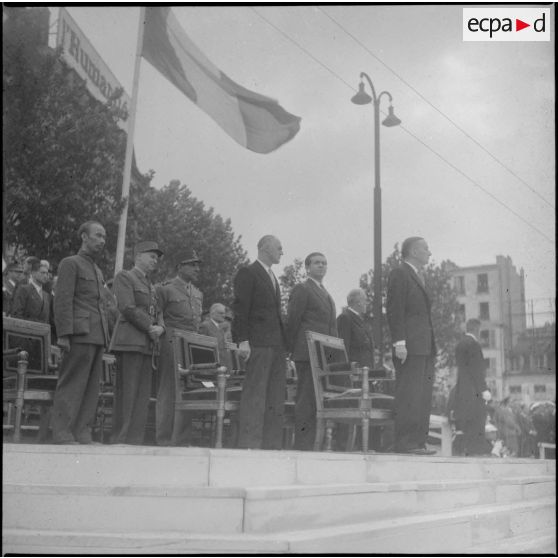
top-left (3, 443), bottom-right (555, 554)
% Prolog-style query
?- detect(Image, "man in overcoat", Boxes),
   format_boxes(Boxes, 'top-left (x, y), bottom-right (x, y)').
top-left (386, 236), bottom-right (437, 455)
top-left (110, 241), bottom-right (165, 445)
top-left (232, 235), bottom-right (286, 450)
top-left (50, 221), bottom-right (110, 444)
top-left (287, 252), bottom-right (337, 451)
top-left (454, 317), bottom-right (492, 456)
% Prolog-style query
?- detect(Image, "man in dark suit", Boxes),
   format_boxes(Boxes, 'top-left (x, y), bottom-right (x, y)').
top-left (3, 262), bottom-right (24, 315)
top-left (386, 236), bottom-right (437, 455)
top-left (110, 241), bottom-right (165, 445)
top-left (232, 235), bottom-right (286, 450)
top-left (337, 288), bottom-right (374, 369)
top-left (287, 252), bottom-right (337, 451)
top-left (50, 221), bottom-right (110, 444)
top-left (11, 260), bottom-right (51, 323)
top-left (454, 318), bottom-right (492, 456)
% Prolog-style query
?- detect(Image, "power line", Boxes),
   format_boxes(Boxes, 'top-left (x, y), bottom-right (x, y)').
top-left (317, 6), bottom-right (554, 211)
top-left (250, 7), bottom-right (553, 245)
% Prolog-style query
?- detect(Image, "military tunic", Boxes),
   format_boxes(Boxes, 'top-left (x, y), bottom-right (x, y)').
top-left (155, 276), bottom-right (203, 445)
top-left (110, 267), bottom-right (164, 445)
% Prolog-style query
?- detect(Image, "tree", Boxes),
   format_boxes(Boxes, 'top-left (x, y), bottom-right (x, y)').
top-left (360, 244), bottom-right (463, 369)
top-left (3, 7), bottom-right (129, 274)
top-left (128, 179), bottom-right (248, 308)
top-left (278, 258), bottom-right (305, 314)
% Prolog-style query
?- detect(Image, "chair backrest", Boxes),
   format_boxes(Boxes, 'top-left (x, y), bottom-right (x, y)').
top-left (3, 317), bottom-right (51, 374)
top-left (306, 331), bottom-right (352, 411)
top-left (171, 330), bottom-right (221, 394)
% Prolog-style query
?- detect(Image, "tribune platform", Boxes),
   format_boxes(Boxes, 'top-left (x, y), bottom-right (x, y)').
top-left (3, 443), bottom-right (556, 555)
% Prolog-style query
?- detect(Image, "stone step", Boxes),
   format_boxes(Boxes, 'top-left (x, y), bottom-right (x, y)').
top-left (3, 476), bottom-right (554, 535)
top-left (4, 443), bottom-right (554, 487)
top-left (469, 527), bottom-right (556, 554)
top-left (2, 498), bottom-right (555, 555)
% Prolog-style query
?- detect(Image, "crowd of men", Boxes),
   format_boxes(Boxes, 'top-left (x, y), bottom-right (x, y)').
top-left (3, 220), bottom-right (508, 456)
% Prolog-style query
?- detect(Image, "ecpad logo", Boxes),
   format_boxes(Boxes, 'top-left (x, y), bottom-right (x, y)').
top-left (463, 8), bottom-right (550, 41)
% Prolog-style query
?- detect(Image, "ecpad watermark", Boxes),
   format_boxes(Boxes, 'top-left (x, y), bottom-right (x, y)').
top-left (463, 8), bottom-right (550, 41)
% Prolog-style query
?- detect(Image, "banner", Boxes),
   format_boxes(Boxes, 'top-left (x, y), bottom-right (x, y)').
top-left (56, 8), bottom-right (131, 129)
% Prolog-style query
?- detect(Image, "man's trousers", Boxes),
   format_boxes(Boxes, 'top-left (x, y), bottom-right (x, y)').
top-left (50, 343), bottom-right (104, 443)
top-left (237, 346), bottom-right (286, 450)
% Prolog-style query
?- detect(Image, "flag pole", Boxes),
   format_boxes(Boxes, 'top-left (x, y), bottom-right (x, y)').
top-left (114, 6), bottom-right (146, 274)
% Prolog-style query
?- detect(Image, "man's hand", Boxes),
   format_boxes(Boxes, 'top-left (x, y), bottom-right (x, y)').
top-left (238, 340), bottom-right (251, 361)
top-left (482, 390), bottom-right (492, 402)
top-left (57, 336), bottom-right (71, 352)
top-left (394, 344), bottom-right (407, 364)
top-left (148, 325), bottom-right (164, 340)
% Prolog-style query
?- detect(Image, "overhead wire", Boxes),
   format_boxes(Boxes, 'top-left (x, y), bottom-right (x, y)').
top-left (249, 7), bottom-right (554, 244)
top-left (317, 6), bottom-right (554, 211)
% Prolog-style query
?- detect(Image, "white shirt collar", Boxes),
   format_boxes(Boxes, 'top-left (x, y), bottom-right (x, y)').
top-left (256, 259), bottom-right (272, 274)
top-left (211, 319), bottom-right (221, 328)
top-left (347, 306), bottom-right (361, 317)
top-left (309, 277), bottom-right (324, 289)
top-left (465, 332), bottom-right (479, 342)
top-left (404, 260), bottom-right (420, 275)
top-left (29, 277), bottom-right (43, 296)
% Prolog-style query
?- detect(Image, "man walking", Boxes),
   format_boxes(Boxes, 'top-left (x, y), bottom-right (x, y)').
top-left (232, 235), bottom-right (286, 450)
top-left (155, 250), bottom-right (203, 446)
top-left (386, 236), bottom-right (437, 455)
top-left (454, 318), bottom-right (492, 456)
top-left (110, 241), bottom-right (165, 445)
top-left (287, 252), bottom-right (337, 451)
top-left (50, 221), bottom-right (109, 444)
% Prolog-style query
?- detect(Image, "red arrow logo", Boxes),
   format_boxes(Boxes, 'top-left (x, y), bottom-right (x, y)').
top-left (516, 19), bottom-right (530, 31)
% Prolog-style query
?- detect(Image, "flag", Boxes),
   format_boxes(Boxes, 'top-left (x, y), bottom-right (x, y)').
top-left (142, 7), bottom-right (301, 154)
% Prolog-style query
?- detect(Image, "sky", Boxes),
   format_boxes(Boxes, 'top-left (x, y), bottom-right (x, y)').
top-left (49, 4), bottom-right (554, 325)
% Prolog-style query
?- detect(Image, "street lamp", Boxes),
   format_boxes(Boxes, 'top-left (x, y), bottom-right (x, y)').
top-left (351, 72), bottom-right (401, 369)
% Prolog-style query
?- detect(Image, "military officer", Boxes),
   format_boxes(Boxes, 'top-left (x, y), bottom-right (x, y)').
top-left (110, 241), bottom-right (165, 445)
top-left (155, 249), bottom-right (203, 446)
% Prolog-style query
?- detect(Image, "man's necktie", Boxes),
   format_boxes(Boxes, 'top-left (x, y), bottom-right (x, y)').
top-left (268, 269), bottom-right (277, 291)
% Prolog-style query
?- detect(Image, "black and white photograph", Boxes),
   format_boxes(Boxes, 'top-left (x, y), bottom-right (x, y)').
top-left (3, 3), bottom-right (555, 555)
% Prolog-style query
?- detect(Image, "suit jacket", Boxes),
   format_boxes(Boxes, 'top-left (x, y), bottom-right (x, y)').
top-left (454, 334), bottom-right (488, 422)
top-left (386, 262), bottom-right (436, 356)
top-left (109, 267), bottom-right (164, 354)
top-left (287, 279), bottom-right (337, 362)
top-left (232, 261), bottom-right (285, 347)
top-left (10, 283), bottom-right (51, 324)
top-left (336, 308), bottom-right (374, 369)
top-left (199, 318), bottom-right (231, 370)
top-left (54, 250), bottom-right (109, 346)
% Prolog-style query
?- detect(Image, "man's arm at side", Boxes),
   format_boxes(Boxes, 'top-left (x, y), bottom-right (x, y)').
top-left (286, 284), bottom-right (308, 355)
top-left (54, 258), bottom-right (77, 338)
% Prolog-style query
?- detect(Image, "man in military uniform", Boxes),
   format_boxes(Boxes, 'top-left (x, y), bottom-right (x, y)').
top-left (155, 250), bottom-right (203, 446)
top-left (50, 221), bottom-right (110, 444)
top-left (110, 241), bottom-right (165, 445)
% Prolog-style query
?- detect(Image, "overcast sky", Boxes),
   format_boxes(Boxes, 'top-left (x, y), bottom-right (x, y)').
top-left (51, 5), bottom-right (554, 325)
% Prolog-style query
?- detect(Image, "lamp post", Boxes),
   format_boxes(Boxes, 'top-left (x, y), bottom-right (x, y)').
top-left (351, 72), bottom-right (401, 368)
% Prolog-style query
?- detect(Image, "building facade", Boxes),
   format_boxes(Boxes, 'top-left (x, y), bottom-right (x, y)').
top-left (450, 256), bottom-right (527, 400)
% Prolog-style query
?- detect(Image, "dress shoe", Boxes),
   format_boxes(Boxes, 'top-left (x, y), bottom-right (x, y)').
top-left (409, 447), bottom-right (436, 455)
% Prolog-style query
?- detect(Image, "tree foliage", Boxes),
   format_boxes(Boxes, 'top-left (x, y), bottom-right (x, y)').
top-left (3, 8), bottom-right (127, 271)
top-left (126, 179), bottom-right (248, 308)
top-left (360, 243), bottom-right (463, 369)
top-left (278, 258), bottom-right (305, 314)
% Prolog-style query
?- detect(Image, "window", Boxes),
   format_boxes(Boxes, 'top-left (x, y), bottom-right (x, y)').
top-left (536, 354), bottom-right (546, 368)
top-left (477, 273), bottom-right (489, 293)
top-left (458, 304), bottom-right (466, 320)
top-left (454, 276), bottom-right (465, 295)
top-left (509, 385), bottom-right (522, 394)
top-left (479, 302), bottom-right (490, 321)
top-left (534, 385), bottom-right (546, 394)
top-left (480, 330), bottom-right (490, 347)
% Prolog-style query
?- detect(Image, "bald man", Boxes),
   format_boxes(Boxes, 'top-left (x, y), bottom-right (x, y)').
top-left (199, 303), bottom-right (232, 370)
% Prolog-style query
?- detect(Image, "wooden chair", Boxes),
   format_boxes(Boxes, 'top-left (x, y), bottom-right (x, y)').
top-left (3, 317), bottom-right (58, 442)
top-left (306, 330), bottom-right (394, 453)
top-left (172, 330), bottom-right (242, 448)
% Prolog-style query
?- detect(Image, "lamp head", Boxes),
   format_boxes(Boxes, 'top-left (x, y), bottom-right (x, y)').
top-left (382, 105), bottom-right (401, 127)
top-left (351, 81), bottom-right (372, 105)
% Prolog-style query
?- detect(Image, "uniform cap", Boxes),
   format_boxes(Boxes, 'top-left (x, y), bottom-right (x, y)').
top-left (134, 241), bottom-right (164, 257)
top-left (177, 249), bottom-right (202, 266)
